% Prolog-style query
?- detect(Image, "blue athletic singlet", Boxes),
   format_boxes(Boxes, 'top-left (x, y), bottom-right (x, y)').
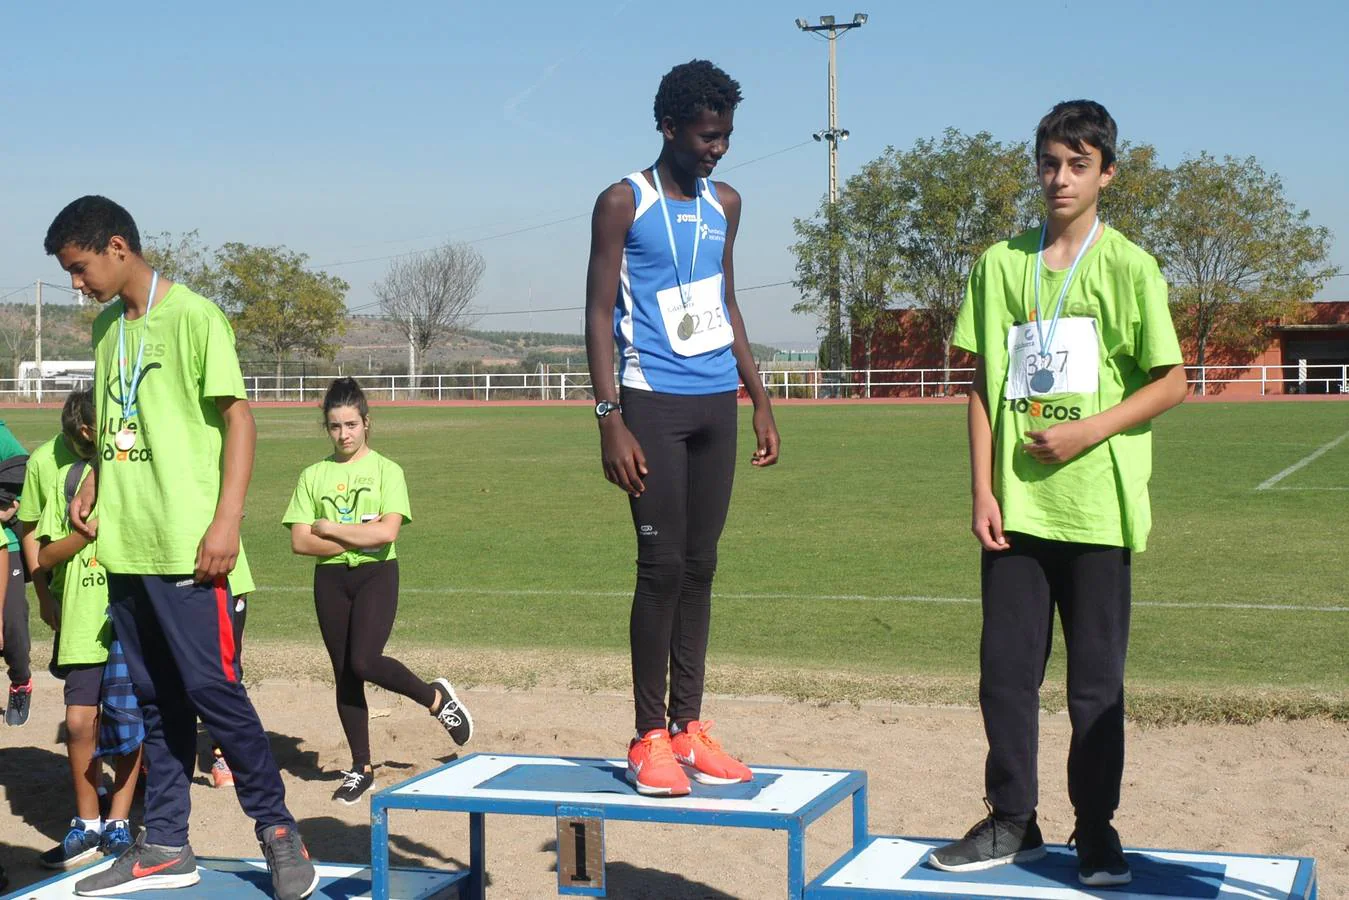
top-left (614, 171), bottom-right (739, 395)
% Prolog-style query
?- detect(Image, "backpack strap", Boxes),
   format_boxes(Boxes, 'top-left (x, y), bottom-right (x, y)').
top-left (64, 460), bottom-right (89, 509)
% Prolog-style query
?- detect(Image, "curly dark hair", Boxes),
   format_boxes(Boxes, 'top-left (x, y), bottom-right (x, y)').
top-left (653, 60), bottom-right (743, 128)
top-left (44, 195), bottom-right (142, 256)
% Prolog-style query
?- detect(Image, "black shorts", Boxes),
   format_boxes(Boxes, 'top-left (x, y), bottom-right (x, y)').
top-left (58, 662), bottom-right (104, 707)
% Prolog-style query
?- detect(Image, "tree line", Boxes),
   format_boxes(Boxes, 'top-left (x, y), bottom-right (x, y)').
top-left (144, 234), bottom-right (485, 379)
top-left (790, 129), bottom-right (1337, 373)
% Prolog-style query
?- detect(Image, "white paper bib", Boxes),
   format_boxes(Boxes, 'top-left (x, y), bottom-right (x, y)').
top-left (657, 274), bottom-right (732, 357)
top-left (1006, 317), bottom-right (1100, 399)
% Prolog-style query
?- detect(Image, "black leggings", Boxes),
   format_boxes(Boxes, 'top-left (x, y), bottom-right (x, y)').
top-left (313, 560), bottom-right (436, 770)
top-left (3, 557), bottom-right (30, 685)
top-left (620, 388), bottom-right (737, 734)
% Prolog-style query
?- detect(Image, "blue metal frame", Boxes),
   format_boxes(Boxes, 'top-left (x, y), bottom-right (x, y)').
top-left (369, 753), bottom-right (869, 899)
top-left (803, 836), bottom-right (1319, 900)
top-left (0, 858), bottom-right (465, 900)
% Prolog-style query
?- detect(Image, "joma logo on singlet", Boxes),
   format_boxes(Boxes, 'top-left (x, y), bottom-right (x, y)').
top-left (676, 214), bottom-right (698, 224)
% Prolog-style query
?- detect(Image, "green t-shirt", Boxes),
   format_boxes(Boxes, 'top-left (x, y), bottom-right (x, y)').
top-left (952, 226), bottom-right (1183, 552)
top-left (36, 467), bottom-right (111, 666)
top-left (18, 435), bottom-right (77, 526)
top-left (230, 543), bottom-right (255, 596)
top-left (0, 421), bottom-right (26, 552)
top-left (282, 449), bottom-right (412, 568)
top-left (19, 434), bottom-right (85, 597)
top-left (91, 284), bottom-right (248, 574)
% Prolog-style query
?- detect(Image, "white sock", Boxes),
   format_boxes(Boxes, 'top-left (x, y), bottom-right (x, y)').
top-left (77, 817), bottom-right (103, 834)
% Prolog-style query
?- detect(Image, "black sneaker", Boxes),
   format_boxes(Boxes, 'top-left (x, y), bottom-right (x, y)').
top-left (74, 833), bottom-right (199, 896)
top-left (260, 823), bottom-right (319, 900)
top-left (1071, 819), bottom-right (1132, 886)
top-left (332, 769), bottom-right (375, 805)
top-left (928, 808), bottom-right (1046, 872)
top-left (431, 677), bottom-right (474, 746)
top-left (6, 679), bottom-right (32, 726)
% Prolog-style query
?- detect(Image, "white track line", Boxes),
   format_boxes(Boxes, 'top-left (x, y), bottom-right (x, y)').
top-left (255, 585), bottom-right (1347, 613)
top-left (1265, 486), bottom-right (1349, 492)
top-left (1255, 428), bottom-right (1349, 491)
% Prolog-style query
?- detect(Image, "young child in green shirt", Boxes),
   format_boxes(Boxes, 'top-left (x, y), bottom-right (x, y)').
top-left (34, 388), bottom-right (143, 869)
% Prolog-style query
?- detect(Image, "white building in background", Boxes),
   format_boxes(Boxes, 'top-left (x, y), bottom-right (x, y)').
top-left (16, 360), bottom-right (94, 399)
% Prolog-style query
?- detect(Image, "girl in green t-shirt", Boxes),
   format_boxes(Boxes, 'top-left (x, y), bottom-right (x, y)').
top-left (284, 377), bottom-right (473, 806)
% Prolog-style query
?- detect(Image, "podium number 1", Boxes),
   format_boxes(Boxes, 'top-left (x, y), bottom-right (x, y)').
top-left (557, 815), bottom-right (604, 892)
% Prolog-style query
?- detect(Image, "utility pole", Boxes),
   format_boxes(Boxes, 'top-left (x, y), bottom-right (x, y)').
top-left (35, 279), bottom-right (43, 403)
top-left (795, 13), bottom-right (866, 376)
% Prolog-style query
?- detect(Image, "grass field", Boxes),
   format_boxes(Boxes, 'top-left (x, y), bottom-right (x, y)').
top-left (4, 400), bottom-right (1346, 722)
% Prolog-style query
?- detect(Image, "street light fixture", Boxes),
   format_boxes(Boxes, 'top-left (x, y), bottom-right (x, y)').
top-left (795, 13), bottom-right (867, 373)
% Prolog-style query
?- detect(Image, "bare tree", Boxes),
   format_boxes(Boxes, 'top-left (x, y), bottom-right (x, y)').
top-left (0, 304), bottom-right (35, 380)
top-left (374, 245), bottom-right (485, 377)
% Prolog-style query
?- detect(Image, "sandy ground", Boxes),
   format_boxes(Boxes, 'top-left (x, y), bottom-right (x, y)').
top-left (1, 671), bottom-right (1344, 898)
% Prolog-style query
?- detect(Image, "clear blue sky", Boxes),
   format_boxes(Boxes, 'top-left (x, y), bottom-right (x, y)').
top-left (3, 0), bottom-right (1346, 348)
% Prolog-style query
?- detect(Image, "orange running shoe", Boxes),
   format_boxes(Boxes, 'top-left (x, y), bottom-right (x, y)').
top-left (671, 721), bottom-right (752, 784)
top-left (626, 729), bottom-right (691, 796)
top-left (211, 754), bottom-right (235, 789)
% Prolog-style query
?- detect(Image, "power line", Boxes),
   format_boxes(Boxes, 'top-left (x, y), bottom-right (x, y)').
top-left (316, 139), bottom-right (816, 270)
top-left (347, 279), bottom-right (797, 321)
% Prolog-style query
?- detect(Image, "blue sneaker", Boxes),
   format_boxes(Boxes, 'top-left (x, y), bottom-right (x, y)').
top-left (39, 820), bottom-right (103, 869)
top-left (100, 819), bottom-right (133, 856)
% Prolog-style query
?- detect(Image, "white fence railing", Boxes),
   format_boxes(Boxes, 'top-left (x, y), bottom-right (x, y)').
top-left (1, 364), bottom-right (1346, 403)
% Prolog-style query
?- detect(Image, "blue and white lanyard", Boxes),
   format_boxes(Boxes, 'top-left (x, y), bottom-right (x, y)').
top-left (117, 270), bottom-right (158, 419)
top-left (651, 168), bottom-right (701, 308)
top-left (1033, 218), bottom-right (1099, 358)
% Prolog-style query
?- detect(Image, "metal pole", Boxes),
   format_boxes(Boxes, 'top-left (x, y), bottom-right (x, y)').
top-left (35, 280), bottom-right (43, 403)
top-left (828, 29), bottom-right (838, 207)
top-left (796, 14), bottom-right (866, 382)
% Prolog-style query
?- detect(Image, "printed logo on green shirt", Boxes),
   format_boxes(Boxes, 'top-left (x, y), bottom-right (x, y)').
top-left (78, 554), bottom-right (107, 589)
top-left (1003, 396), bottom-right (1083, 421)
top-left (100, 362), bottom-right (163, 463)
top-left (322, 482), bottom-right (373, 523)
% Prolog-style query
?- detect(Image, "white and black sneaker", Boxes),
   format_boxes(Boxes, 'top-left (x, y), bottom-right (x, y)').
top-left (1071, 819), bottom-right (1132, 886)
top-left (431, 677), bottom-right (474, 746)
top-left (928, 806), bottom-right (1046, 872)
top-left (332, 769), bottom-right (375, 805)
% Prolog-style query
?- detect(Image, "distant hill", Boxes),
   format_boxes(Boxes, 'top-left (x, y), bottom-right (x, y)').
top-left (1, 303), bottom-right (779, 378)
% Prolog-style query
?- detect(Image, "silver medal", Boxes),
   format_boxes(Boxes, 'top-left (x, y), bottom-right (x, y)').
top-left (115, 428), bottom-right (136, 451)
top-left (677, 314), bottom-right (695, 341)
top-left (1030, 367), bottom-right (1056, 394)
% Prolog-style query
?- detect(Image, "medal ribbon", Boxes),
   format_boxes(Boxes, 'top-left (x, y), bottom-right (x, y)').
top-left (1033, 218), bottom-right (1099, 361)
top-left (651, 167), bottom-right (702, 308)
top-left (117, 270), bottom-right (158, 421)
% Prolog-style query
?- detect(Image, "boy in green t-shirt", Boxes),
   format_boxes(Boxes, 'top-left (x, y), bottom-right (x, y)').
top-left (46, 196), bottom-right (317, 900)
top-left (928, 101), bottom-right (1187, 887)
top-left (34, 388), bottom-right (143, 869)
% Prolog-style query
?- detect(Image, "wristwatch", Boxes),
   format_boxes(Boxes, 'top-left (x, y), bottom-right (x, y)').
top-left (594, 400), bottom-right (622, 419)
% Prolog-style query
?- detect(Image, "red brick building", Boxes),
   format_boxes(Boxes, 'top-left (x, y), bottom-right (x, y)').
top-left (853, 301), bottom-right (1349, 397)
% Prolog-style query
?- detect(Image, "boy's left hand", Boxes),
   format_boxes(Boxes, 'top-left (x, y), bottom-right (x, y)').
top-left (1023, 421), bottom-right (1099, 465)
top-left (195, 517), bottom-right (240, 583)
